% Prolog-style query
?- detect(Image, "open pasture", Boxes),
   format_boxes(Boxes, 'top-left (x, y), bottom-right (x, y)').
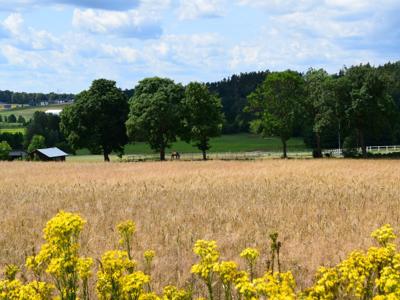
top-left (0, 160), bottom-right (399, 291)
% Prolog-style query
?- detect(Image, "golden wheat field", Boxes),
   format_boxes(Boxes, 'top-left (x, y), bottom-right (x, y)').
top-left (1, 160), bottom-right (400, 291)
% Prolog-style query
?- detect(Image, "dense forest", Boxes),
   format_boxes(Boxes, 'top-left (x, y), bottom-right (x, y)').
top-left (206, 71), bottom-right (268, 133)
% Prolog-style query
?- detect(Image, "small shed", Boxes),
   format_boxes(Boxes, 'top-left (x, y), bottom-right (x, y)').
top-left (9, 150), bottom-right (28, 161)
top-left (31, 147), bottom-right (68, 161)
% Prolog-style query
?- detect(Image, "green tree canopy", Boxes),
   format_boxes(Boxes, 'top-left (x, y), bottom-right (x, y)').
top-left (344, 64), bottom-right (396, 157)
top-left (28, 134), bottom-right (46, 153)
top-left (126, 77), bottom-right (185, 161)
top-left (0, 141), bottom-right (11, 160)
top-left (25, 111), bottom-right (63, 149)
top-left (303, 69), bottom-right (336, 157)
top-left (182, 82), bottom-right (224, 160)
top-left (60, 79), bottom-right (129, 161)
top-left (247, 70), bottom-right (305, 158)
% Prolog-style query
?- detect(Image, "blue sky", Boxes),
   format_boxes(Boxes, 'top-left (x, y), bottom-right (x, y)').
top-left (0, 0), bottom-right (399, 93)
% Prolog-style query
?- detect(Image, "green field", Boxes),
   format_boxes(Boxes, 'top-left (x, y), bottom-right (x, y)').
top-left (0, 104), bottom-right (68, 120)
top-left (0, 127), bottom-right (25, 134)
top-left (76, 134), bottom-right (308, 156)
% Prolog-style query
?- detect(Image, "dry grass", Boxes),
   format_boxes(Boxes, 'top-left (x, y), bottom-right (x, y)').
top-left (1, 160), bottom-right (400, 291)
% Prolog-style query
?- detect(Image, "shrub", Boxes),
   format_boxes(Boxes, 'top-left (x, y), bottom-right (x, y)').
top-left (0, 140), bottom-right (11, 160)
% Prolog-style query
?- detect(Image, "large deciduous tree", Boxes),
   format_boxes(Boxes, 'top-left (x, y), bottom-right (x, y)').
top-left (126, 77), bottom-right (185, 161)
top-left (60, 79), bottom-right (129, 162)
top-left (182, 82), bottom-right (224, 160)
top-left (247, 70), bottom-right (305, 158)
top-left (303, 69), bottom-right (336, 157)
top-left (344, 65), bottom-right (396, 157)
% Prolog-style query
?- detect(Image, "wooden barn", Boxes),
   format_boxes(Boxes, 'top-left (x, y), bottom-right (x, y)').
top-left (31, 147), bottom-right (68, 161)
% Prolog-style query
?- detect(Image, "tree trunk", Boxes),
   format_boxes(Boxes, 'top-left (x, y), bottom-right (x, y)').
top-left (202, 149), bottom-right (207, 160)
top-left (282, 138), bottom-right (287, 159)
top-left (359, 129), bottom-right (367, 158)
top-left (315, 132), bottom-right (322, 158)
top-left (103, 152), bottom-right (110, 162)
top-left (160, 148), bottom-right (166, 161)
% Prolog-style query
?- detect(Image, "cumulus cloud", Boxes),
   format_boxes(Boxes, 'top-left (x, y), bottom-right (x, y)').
top-left (177, 0), bottom-right (226, 20)
top-left (72, 9), bottom-right (161, 38)
top-left (101, 44), bottom-right (140, 63)
top-left (71, 0), bottom-right (171, 39)
top-left (0, 0), bottom-right (399, 92)
top-left (1, 13), bottom-right (60, 50)
top-left (236, 0), bottom-right (318, 13)
top-left (2, 13), bottom-right (24, 35)
top-left (230, 0), bottom-right (400, 72)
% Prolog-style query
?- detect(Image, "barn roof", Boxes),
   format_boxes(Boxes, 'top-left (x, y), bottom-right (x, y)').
top-left (36, 147), bottom-right (68, 158)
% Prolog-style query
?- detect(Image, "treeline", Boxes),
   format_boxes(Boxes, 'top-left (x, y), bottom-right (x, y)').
top-left (0, 114), bottom-right (26, 124)
top-left (247, 63), bottom-right (400, 158)
top-left (0, 91), bottom-right (74, 105)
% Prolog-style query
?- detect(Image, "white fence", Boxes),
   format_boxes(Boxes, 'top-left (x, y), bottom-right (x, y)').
top-left (366, 145), bottom-right (400, 152)
top-left (323, 145), bottom-right (400, 157)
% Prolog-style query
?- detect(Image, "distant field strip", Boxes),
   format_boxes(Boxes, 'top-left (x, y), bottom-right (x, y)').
top-left (0, 127), bottom-right (25, 134)
top-left (0, 104), bottom-right (68, 120)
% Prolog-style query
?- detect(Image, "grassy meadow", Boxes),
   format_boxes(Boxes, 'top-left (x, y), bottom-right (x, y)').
top-left (0, 160), bottom-right (399, 292)
top-left (74, 134), bottom-right (308, 160)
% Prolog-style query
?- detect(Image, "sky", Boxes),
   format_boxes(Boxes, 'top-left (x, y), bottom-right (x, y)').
top-left (0, 0), bottom-right (399, 93)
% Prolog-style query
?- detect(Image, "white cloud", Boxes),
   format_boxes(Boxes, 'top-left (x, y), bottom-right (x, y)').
top-left (236, 0), bottom-right (318, 13)
top-left (1, 13), bottom-right (60, 50)
top-left (2, 13), bottom-right (23, 35)
top-left (0, 44), bottom-right (45, 68)
top-left (177, 0), bottom-right (226, 20)
top-left (71, 0), bottom-right (170, 39)
top-left (101, 44), bottom-right (140, 63)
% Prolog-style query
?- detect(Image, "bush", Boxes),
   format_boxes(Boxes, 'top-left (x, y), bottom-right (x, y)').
top-left (342, 134), bottom-right (359, 158)
top-left (28, 134), bottom-right (46, 153)
top-left (0, 141), bottom-right (11, 160)
top-left (7, 114), bottom-right (17, 123)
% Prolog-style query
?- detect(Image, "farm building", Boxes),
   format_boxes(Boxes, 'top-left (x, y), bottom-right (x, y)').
top-left (30, 147), bottom-right (68, 161)
top-left (8, 150), bottom-right (28, 161)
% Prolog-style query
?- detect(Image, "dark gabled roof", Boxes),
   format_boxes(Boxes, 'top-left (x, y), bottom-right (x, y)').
top-left (36, 147), bottom-right (68, 158)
